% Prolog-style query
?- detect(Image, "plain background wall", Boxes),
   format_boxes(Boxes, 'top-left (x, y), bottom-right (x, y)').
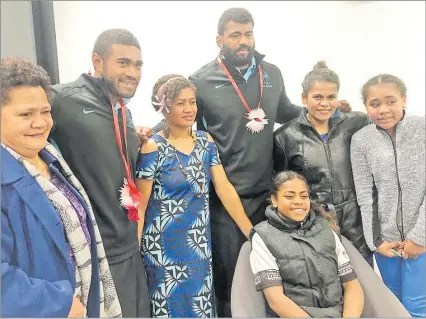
top-left (1, 1), bottom-right (37, 63)
top-left (53, 1), bottom-right (425, 128)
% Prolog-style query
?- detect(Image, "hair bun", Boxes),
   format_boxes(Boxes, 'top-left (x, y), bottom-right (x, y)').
top-left (313, 60), bottom-right (328, 70)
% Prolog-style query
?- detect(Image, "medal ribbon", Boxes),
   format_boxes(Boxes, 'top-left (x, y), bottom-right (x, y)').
top-left (112, 100), bottom-right (132, 181)
top-left (111, 100), bottom-right (140, 221)
top-left (217, 57), bottom-right (263, 113)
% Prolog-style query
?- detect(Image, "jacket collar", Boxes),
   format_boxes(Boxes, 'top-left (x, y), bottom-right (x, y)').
top-left (265, 205), bottom-right (316, 232)
top-left (1, 146), bottom-right (73, 267)
top-left (78, 73), bottom-right (131, 111)
top-left (1, 146), bottom-right (27, 185)
top-left (297, 107), bottom-right (344, 130)
top-left (1, 146), bottom-right (60, 185)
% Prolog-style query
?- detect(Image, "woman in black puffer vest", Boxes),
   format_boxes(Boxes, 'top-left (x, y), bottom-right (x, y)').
top-left (250, 171), bottom-right (364, 318)
top-left (273, 61), bottom-right (373, 264)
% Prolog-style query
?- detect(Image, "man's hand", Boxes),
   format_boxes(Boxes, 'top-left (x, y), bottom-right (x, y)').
top-left (402, 239), bottom-right (425, 259)
top-left (338, 100), bottom-right (352, 113)
top-left (68, 297), bottom-right (85, 318)
top-left (136, 126), bottom-right (153, 145)
top-left (376, 241), bottom-right (404, 258)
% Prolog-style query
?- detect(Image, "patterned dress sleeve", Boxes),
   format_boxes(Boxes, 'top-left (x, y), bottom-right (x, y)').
top-left (208, 141), bottom-right (222, 167)
top-left (333, 231), bottom-right (358, 283)
top-left (250, 232), bottom-right (282, 291)
top-left (136, 150), bottom-right (160, 180)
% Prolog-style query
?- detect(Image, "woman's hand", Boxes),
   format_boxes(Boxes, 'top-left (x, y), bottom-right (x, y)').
top-left (376, 241), bottom-right (404, 258)
top-left (68, 297), bottom-right (85, 318)
top-left (402, 240), bottom-right (425, 259)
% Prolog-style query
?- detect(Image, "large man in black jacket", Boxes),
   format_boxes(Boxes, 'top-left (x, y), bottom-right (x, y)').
top-left (148, 8), bottom-right (351, 316)
top-left (50, 29), bottom-right (150, 317)
top-left (189, 9), bottom-right (302, 316)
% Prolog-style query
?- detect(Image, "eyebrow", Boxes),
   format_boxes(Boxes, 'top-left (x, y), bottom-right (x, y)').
top-left (312, 93), bottom-right (337, 96)
top-left (176, 98), bottom-right (196, 102)
top-left (15, 105), bottom-right (50, 112)
top-left (283, 191), bottom-right (309, 194)
top-left (116, 57), bottom-right (143, 65)
top-left (369, 96), bottom-right (397, 103)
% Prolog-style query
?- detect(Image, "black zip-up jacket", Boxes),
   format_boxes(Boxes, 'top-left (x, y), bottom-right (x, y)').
top-left (50, 74), bottom-right (140, 264)
top-left (186, 51), bottom-right (302, 219)
top-left (273, 109), bottom-right (372, 257)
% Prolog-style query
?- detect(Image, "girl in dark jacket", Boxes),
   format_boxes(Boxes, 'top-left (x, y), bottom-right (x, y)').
top-left (273, 61), bottom-right (372, 264)
top-left (250, 171), bottom-right (364, 318)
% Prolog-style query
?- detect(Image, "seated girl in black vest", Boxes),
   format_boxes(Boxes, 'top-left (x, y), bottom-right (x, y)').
top-left (249, 171), bottom-right (364, 317)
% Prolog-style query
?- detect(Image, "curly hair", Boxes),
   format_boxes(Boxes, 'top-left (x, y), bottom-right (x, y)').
top-left (271, 171), bottom-right (339, 232)
top-left (301, 60), bottom-right (340, 95)
top-left (151, 74), bottom-right (196, 112)
top-left (92, 28), bottom-right (141, 58)
top-left (0, 57), bottom-right (52, 105)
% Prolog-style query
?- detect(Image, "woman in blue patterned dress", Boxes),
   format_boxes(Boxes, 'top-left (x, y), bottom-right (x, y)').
top-left (135, 75), bottom-right (253, 318)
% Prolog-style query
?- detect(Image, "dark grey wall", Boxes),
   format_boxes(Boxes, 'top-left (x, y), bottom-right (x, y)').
top-left (1, 0), bottom-right (37, 63)
top-left (1, 0), bottom-right (59, 84)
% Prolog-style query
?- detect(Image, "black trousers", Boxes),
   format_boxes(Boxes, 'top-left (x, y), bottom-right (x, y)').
top-left (211, 201), bottom-right (267, 317)
top-left (109, 252), bottom-right (150, 317)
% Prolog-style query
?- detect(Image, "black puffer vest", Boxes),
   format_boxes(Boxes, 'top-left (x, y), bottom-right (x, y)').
top-left (254, 206), bottom-right (343, 318)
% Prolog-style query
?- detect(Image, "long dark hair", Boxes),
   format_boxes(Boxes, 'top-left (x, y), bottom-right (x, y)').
top-left (271, 171), bottom-right (339, 232)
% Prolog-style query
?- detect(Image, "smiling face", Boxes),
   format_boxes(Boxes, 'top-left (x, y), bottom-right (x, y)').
top-left (302, 81), bottom-right (339, 124)
top-left (271, 177), bottom-right (311, 222)
top-left (1, 85), bottom-right (53, 159)
top-left (93, 44), bottom-right (142, 100)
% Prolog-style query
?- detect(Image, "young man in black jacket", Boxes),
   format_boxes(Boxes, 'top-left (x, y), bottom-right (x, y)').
top-left (50, 29), bottom-right (151, 317)
top-left (146, 8), bottom-right (351, 316)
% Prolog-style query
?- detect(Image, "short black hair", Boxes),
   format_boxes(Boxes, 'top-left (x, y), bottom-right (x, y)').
top-left (0, 57), bottom-right (52, 105)
top-left (92, 28), bottom-right (141, 58)
top-left (217, 7), bottom-right (254, 35)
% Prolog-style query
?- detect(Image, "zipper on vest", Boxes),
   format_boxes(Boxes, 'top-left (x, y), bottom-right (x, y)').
top-left (385, 131), bottom-right (405, 241)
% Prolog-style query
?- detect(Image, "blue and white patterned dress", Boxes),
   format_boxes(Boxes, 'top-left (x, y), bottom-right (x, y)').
top-left (136, 131), bottom-right (221, 318)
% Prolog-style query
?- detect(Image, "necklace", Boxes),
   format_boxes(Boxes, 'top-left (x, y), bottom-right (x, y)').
top-left (167, 134), bottom-right (207, 199)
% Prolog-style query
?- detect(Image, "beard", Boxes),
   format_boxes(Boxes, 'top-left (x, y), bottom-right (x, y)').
top-left (222, 44), bottom-right (255, 67)
top-left (103, 75), bottom-right (138, 99)
top-left (101, 64), bottom-right (139, 99)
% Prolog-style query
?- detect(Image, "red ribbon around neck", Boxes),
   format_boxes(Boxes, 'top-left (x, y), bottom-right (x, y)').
top-left (111, 100), bottom-right (141, 221)
top-left (217, 57), bottom-right (264, 113)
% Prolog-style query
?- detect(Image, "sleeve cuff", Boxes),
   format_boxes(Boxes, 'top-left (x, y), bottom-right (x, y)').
top-left (372, 238), bottom-right (384, 251)
top-left (340, 271), bottom-right (357, 283)
top-left (255, 280), bottom-right (282, 291)
top-left (254, 270), bottom-right (282, 291)
top-left (407, 231), bottom-right (425, 247)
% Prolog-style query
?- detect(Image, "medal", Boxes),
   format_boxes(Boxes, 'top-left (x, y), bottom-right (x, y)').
top-left (217, 57), bottom-right (268, 134)
top-left (112, 99), bottom-right (142, 222)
